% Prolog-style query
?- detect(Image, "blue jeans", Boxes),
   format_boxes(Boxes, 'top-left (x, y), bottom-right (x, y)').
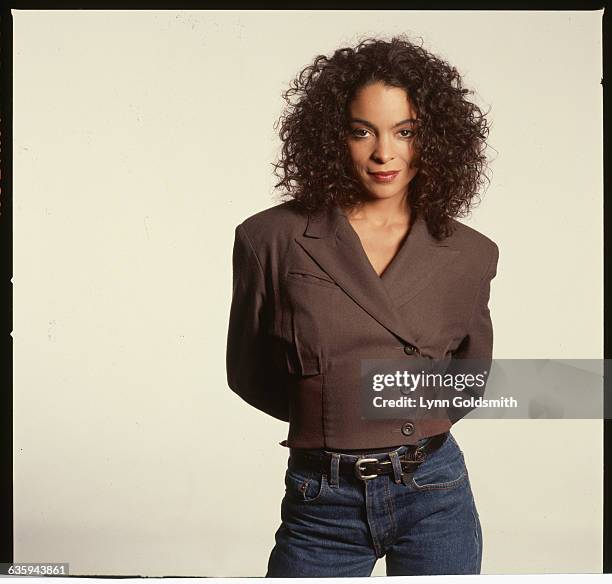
top-left (266, 432), bottom-right (482, 577)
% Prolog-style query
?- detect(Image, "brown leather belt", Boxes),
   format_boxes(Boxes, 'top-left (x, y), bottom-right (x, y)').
top-left (289, 432), bottom-right (447, 481)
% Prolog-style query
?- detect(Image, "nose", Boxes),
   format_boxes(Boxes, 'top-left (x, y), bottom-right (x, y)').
top-left (371, 135), bottom-right (394, 164)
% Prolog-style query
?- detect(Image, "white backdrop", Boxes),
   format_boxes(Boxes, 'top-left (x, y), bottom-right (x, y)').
top-left (13, 9), bottom-right (603, 577)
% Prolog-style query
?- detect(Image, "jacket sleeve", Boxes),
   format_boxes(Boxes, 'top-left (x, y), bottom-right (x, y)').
top-left (445, 242), bottom-right (499, 424)
top-left (225, 223), bottom-right (290, 422)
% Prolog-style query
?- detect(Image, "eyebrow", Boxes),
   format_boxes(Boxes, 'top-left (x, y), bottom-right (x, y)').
top-left (348, 117), bottom-right (418, 129)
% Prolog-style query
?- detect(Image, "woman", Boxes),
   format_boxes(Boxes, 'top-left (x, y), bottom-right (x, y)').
top-left (226, 35), bottom-right (498, 577)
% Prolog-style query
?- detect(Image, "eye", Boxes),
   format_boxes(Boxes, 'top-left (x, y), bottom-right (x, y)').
top-left (398, 129), bottom-right (415, 138)
top-left (349, 128), bottom-right (370, 139)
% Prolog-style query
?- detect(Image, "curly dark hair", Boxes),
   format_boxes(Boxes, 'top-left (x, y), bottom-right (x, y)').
top-left (272, 35), bottom-right (492, 240)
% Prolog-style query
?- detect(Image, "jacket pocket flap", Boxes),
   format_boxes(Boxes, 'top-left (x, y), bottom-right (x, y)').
top-left (287, 270), bottom-right (338, 289)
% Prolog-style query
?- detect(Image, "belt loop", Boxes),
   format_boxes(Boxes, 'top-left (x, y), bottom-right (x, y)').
top-left (388, 450), bottom-right (402, 484)
top-left (329, 453), bottom-right (340, 488)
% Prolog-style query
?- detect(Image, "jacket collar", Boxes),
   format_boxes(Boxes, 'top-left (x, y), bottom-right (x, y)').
top-left (297, 204), bottom-right (459, 347)
top-left (303, 203), bottom-right (346, 239)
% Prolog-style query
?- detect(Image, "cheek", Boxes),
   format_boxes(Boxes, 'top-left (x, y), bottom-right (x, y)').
top-left (346, 143), bottom-right (365, 168)
top-left (403, 149), bottom-right (418, 171)
top-left (402, 142), bottom-right (415, 158)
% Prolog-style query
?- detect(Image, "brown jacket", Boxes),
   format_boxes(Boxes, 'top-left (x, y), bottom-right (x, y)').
top-left (226, 201), bottom-right (499, 449)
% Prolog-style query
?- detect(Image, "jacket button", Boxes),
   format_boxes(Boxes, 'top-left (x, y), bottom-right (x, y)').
top-left (403, 344), bottom-right (418, 355)
top-left (401, 421), bottom-right (415, 436)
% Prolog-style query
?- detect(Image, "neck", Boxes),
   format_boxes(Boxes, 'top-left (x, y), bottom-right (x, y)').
top-left (344, 193), bottom-right (411, 228)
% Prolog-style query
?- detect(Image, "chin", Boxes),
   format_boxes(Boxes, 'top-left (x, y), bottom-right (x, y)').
top-left (360, 191), bottom-right (401, 202)
top-left (365, 185), bottom-right (410, 199)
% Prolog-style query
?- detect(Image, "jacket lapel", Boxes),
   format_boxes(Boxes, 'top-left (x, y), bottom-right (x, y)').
top-left (379, 214), bottom-right (460, 308)
top-left (295, 205), bottom-right (458, 346)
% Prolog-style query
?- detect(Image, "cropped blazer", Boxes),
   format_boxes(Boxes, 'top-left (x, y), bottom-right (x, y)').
top-left (226, 201), bottom-right (499, 449)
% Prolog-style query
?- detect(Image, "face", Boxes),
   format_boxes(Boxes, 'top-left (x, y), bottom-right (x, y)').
top-left (346, 81), bottom-right (419, 202)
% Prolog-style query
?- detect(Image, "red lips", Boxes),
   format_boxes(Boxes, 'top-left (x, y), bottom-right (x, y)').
top-left (369, 170), bottom-right (400, 183)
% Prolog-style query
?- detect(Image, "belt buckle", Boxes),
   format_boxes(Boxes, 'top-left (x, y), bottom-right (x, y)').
top-left (403, 446), bottom-right (426, 465)
top-left (354, 457), bottom-right (379, 481)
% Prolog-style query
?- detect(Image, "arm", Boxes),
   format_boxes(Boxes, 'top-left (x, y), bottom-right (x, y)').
top-left (445, 242), bottom-right (499, 424)
top-left (225, 223), bottom-right (290, 422)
